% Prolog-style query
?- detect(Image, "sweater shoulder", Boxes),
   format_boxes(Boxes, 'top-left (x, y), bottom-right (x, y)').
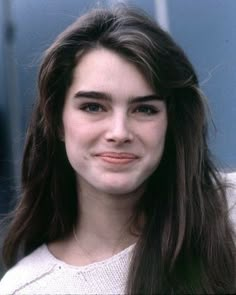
top-left (0, 244), bottom-right (57, 294)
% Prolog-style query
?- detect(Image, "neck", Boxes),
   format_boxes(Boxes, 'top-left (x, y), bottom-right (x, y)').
top-left (48, 180), bottom-right (144, 266)
top-left (74, 179), bottom-right (144, 254)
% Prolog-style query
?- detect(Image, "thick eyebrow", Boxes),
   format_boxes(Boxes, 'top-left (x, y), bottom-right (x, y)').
top-left (131, 94), bottom-right (163, 103)
top-left (74, 91), bottom-right (112, 101)
top-left (73, 91), bottom-right (163, 103)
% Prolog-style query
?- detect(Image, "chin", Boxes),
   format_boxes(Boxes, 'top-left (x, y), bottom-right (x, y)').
top-left (97, 180), bottom-right (144, 196)
top-left (98, 186), bottom-right (133, 195)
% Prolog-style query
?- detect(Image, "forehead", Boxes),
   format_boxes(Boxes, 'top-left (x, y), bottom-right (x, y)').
top-left (67, 48), bottom-right (154, 99)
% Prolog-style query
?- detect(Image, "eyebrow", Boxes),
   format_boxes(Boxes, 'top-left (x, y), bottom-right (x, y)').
top-left (73, 91), bottom-right (163, 103)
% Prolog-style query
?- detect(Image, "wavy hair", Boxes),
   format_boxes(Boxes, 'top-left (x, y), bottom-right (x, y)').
top-left (2, 5), bottom-right (236, 294)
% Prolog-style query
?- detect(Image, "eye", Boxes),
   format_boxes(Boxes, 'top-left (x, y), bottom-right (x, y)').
top-left (80, 103), bottom-right (105, 113)
top-left (134, 105), bottom-right (158, 115)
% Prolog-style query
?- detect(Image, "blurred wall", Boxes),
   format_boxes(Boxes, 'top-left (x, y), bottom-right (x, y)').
top-left (167, 0), bottom-right (236, 168)
top-left (0, 0), bottom-right (14, 214)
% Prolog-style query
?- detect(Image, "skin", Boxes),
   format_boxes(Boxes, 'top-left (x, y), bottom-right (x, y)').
top-left (63, 48), bottom-right (168, 197)
top-left (49, 48), bottom-right (168, 265)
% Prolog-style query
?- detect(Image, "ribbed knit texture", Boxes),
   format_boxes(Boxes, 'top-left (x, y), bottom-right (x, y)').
top-left (0, 243), bottom-right (135, 294)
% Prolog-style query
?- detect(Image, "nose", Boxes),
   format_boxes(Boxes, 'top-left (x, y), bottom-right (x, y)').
top-left (105, 112), bottom-right (134, 144)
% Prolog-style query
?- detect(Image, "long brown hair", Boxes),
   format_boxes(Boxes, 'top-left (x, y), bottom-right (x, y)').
top-left (2, 5), bottom-right (236, 294)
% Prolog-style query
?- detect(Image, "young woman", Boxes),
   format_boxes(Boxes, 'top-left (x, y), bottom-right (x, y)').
top-left (0, 5), bottom-right (235, 294)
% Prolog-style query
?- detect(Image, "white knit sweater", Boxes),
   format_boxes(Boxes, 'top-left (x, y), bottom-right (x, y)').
top-left (0, 243), bottom-right (135, 294)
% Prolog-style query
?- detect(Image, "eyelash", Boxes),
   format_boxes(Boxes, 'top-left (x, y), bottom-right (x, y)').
top-left (134, 105), bottom-right (159, 115)
top-left (80, 103), bottom-right (105, 113)
top-left (79, 103), bottom-right (159, 115)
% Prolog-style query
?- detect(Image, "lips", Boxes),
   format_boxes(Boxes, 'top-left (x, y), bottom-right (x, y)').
top-left (95, 152), bottom-right (139, 164)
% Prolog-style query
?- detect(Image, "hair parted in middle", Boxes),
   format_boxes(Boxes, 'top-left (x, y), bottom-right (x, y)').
top-left (34, 5), bottom-right (206, 242)
top-left (3, 5), bottom-right (235, 294)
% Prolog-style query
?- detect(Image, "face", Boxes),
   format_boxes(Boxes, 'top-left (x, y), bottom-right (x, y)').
top-left (62, 48), bottom-right (168, 196)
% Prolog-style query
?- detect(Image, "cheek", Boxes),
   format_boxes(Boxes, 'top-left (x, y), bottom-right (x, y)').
top-left (142, 125), bottom-right (167, 170)
top-left (63, 113), bottom-right (89, 141)
top-left (143, 120), bottom-right (167, 150)
top-left (62, 118), bottom-right (99, 165)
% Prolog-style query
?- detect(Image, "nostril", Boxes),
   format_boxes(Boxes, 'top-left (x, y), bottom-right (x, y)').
top-left (104, 116), bottom-right (134, 143)
top-left (105, 128), bottom-right (133, 143)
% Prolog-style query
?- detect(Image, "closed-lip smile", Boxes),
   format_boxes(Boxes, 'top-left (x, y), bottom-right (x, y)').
top-left (95, 152), bottom-right (139, 164)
